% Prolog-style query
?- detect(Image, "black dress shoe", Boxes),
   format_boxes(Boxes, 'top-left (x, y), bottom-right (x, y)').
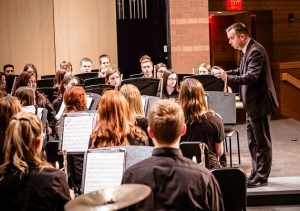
top-left (247, 173), bottom-right (256, 181)
top-left (247, 177), bottom-right (268, 188)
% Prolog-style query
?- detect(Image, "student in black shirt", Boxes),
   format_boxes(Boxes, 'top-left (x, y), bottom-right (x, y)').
top-left (122, 100), bottom-right (224, 211)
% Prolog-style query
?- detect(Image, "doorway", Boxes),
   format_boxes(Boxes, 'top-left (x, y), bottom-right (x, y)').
top-left (116, 0), bottom-right (170, 78)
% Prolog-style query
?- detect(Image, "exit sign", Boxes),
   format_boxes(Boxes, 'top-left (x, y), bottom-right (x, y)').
top-left (226, 0), bottom-right (242, 11)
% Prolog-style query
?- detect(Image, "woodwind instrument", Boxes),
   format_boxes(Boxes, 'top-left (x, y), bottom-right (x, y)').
top-left (62, 149), bottom-right (68, 181)
top-left (199, 143), bottom-right (206, 167)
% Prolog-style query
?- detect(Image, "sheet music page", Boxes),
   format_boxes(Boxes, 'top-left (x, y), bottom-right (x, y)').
top-left (84, 151), bottom-right (125, 193)
top-left (62, 114), bottom-right (95, 152)
top-left (56, 101), bottom-right (66, 120)
top-left (141, 96), bottom-right (146, 112)
top-left (86, 95), bottom-right (93, 109)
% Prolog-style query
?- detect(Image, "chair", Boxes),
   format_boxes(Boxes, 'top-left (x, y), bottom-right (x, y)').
top-left (211, 168), bottom-right (247, 211)
top-left (179, 142), bottom-right (210, 168)
top-left (206, 91), bottom-right (240, 167)
top-left (37, 78), bottom-right (54, 88)
top-left (121, 78), bottom-right (160, 96)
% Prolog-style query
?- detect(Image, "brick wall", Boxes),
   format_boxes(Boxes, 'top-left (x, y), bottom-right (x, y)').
top-left (169, 0), bottom-right (210, 73)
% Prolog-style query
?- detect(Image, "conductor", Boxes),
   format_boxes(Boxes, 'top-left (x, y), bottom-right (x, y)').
top-left (213, 23), bottom-right (279, 188)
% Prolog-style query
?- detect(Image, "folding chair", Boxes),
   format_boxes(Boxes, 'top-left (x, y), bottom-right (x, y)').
top-left (211, 168), bottom-right (247, 211)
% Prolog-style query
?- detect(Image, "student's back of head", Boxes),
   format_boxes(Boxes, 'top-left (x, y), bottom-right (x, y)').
top-left (148, 99), bottom-right (185, 145)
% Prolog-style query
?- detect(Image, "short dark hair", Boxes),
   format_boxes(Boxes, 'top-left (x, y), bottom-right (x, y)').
top-left (3, 64), bottom-right (14, 72)
top-left (226, 23), bottom-right (248, 36)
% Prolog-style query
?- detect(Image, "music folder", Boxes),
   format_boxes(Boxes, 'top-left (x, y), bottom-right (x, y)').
top-left (184, 75), bottom-right (225, 91)
top-left (59, 111), bottom-right (97, 153)
top-left (121, 78), bottom-right (159, 96)
top-left (82, 148), bottom-right (126, 194)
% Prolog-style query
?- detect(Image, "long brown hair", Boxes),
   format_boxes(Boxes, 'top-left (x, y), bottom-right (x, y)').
top-left (0, 96), bottom-right (22, 158)
top-left (178, 78), bottom-right (208, 123)
top-left (13, 86), bottom-right (35, 106)
top-left (63, 86), bottom-right (87, 113)
top-left (120, 84), bottom-right (144, 120)
top-left (0, 112), bottom-right (52, 176)
top-left (91, 90), bottom-right (146, 148)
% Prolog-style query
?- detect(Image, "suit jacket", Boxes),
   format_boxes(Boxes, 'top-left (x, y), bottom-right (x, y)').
top-left (227, 38), bottom-right (279, 119)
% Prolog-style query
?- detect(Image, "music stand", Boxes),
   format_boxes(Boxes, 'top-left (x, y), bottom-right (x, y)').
top-left (121, 78), bottom-right (159, 96)
top-left (37, 78), bottom-right (54, 88)
top-left (37, 87), bottom-right (56, 102)
top-left (41, 74), bottom-right (55, 79)
top-left (185, 75), bottom-right (225, 91)
top-left (82, 148), bottom-right (126, 193)
top-left (75, 72), bottom-right (98, 84)
top-left (85, 84), bottom-right (114, 95)
top-left (91, 69), bottom-right (99, 73)
top-left (129, 73), bottom-right (144, 78)
top-left (177, 74), bottom-right (195, 87)
top-left (5, 75), bottom-right (18, 94)
top-left (83, 77), bottom-right (105, 86)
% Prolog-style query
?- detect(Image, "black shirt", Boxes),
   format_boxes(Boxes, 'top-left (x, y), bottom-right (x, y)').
top-left (0, 167), bottom-right (71, 211)
top-left (122, 147), bottom-right (224, 211)
top-left (180, 112), bottom-right (225, 169)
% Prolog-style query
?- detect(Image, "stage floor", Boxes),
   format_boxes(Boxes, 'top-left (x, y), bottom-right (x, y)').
top-left (229, 117), bottom-right (300, 210)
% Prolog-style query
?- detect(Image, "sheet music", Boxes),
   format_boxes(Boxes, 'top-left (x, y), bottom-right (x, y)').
top-left (83, 151), bottom-right (125, 193)
top-left (62, 114), bottom-right (96, 152)
top-left (86, 95), bottom-right (93, 109)
top-left (56, 95), bottom-right (93, 120)
top-left (141, 96), bottom-right (146, 112)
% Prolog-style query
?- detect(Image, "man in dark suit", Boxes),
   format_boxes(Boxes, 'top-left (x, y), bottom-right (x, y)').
top-left (213, 23), bottom-right (279, 188)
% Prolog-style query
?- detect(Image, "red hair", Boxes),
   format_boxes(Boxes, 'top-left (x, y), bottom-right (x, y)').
top-left (91, 90), bottom-right (146, 148)
top-left (63, 86), bottom-right (86, 113)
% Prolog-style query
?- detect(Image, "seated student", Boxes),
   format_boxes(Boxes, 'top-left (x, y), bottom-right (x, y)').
top-left (60, 61), bottom-right (73, 75)
top-left (155, 63), bottom-right (167, 94)
top-left (3, 64), bottom-right (15, 77)
top-left (99, 54), bottom-right (111, 70)
top-left (13, 71), bottom-right (57, 135)
top-left (120, 84), bottom-right (152, 145)
top-left (89, 90), bottom-right (148, 148)
top-left (23, 63), bottom-right (38, 78)
top-left (140, 59), bottom-right (153, 78)
top-left (63, 86), bottom-right (87, 113)
top-left (53, 69), bottom-right (68, 99)
top-left (0, 96), bottom-right (22, 163)
top-left (80, 57), bottom-right (92, 73)
top-left (122, 100), bottom-right (224, 210)
top-left (199, 63), bottom-right (212, 75)
top-left (0, 72), bottom-right (7, 97)
top-left (161, 70), bottom-right (179, 100)
top-left (178, 78), bottom-right (226, 169)
top-left (105, 66), bottom-right (121, 90)
top-left (0, 112), bottom-right (71, 210)
top-left (52, 75), bottom-right (80, 113)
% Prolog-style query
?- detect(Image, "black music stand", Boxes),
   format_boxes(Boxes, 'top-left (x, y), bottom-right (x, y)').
top-left (121, 78), bottom-right (159, 96)
top-left (37, 87), bottom-right (56, 102)
top-left (5, 75), bottom-right (18, 94)
top-left (83, 77), bottom-right (105, 86)
top-left (84, 84), bottom-right (114, 95)
top-left (75, 72), bottom-right (98, 84)
top-left (91, 69), bottom-right (99, 73)
top-left (129, 73), bottom-right (144, 78)
top-left (177, 73), bottom-right (195, 86)
top-left (41, 74), bottom-right (55, 79)
top-left (185, 75), bottom-right (225, 91)
top-left (37, 78), bottom-right (54, 88)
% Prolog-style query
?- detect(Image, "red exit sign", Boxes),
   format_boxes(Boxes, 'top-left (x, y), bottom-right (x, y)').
top-left (226, 0), bottom-right (242, 11)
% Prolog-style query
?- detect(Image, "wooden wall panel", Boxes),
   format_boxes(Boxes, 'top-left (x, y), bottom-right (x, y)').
top-left (53, 0), bottom-right (118, 74)
top-left (0, 0), bottom-right (55, 77)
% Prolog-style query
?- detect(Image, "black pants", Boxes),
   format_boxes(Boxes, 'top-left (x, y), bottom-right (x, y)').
top-left (246, 113), bottom-right (272, 180)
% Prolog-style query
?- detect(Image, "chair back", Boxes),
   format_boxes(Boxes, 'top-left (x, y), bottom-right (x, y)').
top-left (211, 167), bottom-right (247, 211)
top-left (180, 142), bottom-right (210, 168)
